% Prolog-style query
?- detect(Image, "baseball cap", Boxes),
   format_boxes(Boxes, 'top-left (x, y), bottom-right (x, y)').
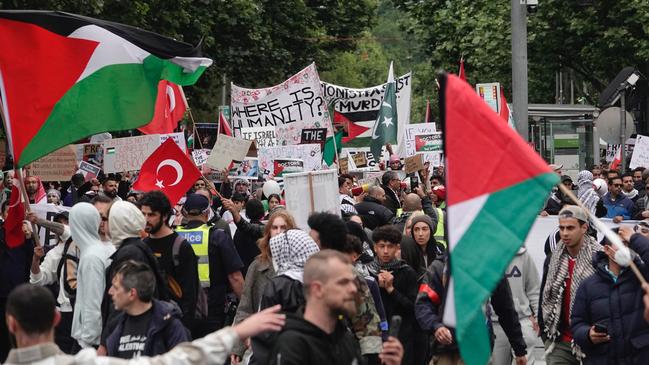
top-left (558, 205), bottom-right (588, 223)
top-left (549, 164), bottom-right (563, 171)
top-left (183, 193), bottom-right (210, 215)
top-left (232, 192), bottom-right (248, 202)
top-left (561, 175), bottom-right (573, 183)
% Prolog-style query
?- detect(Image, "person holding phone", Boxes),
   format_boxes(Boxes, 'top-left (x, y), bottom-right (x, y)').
top-left (571, 225), bottom-right (649, 364)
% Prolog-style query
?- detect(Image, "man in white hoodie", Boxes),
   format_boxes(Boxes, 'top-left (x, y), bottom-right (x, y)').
top-left (490, 246), bottom-right (541, 365)
top-left (70, 202), bottom-right (114, 349)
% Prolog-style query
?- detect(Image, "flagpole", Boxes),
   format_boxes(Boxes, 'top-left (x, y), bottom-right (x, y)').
top-left (558, 183), bottom-right (647, 285)
top-left (328, 99), bottom-right (341, 171)
top-left (187, 108), bottom-right (203, 150)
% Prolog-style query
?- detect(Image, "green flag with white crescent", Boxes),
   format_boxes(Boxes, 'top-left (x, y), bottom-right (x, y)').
top-left (370, 62), bottom-right (398, 163)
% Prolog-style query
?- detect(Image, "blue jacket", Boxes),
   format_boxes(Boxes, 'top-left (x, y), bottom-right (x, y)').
top-left (602, 193), bottom-right (635, 219)
top-left (571, 234), bottom-right (649, 365)
top-left (106, 299), bottom-right (190, 358)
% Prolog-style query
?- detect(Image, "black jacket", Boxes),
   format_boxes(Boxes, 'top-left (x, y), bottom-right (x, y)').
top-left (382, 184), bottom-right (401, 215)
top-left (415, 257), bottom-right (527, 357)
top-left (233, 218), bottom-right (264, 276)
top-left (265, 312), bottom-right (363, 365)
top-left (355, 196), bottom-right (395, 230)
top-left (105, 299), bottom-right (189, 358)
top-left (571, 235), bottom-right (649, 365)
top-left (260, 275), bottom-right (305, 314)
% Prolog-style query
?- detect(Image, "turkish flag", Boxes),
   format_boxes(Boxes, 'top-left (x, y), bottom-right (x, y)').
top-left (139, 81), bottom-right (187, 135)
top-left (133, 139), bottom-right (201, 204)
top-left (5, 184), bottom-right (26, 248)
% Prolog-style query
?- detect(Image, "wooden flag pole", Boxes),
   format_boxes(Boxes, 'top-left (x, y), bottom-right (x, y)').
top-left (558, 183), bottom-right (647, 285)
top-left (187, 108), bottom-right (203, 150)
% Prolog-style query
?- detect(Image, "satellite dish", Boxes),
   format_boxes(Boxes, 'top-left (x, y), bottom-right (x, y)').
top-left (596, 107), bottom-right (635, 144)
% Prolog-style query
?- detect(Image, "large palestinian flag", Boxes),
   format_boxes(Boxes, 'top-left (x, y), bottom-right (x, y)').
top-left (440, 74), bottom-right (557, 365)
top-left (0, 11), bottom-right (212, 167)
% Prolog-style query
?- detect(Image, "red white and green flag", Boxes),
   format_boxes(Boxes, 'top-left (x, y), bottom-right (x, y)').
top-left (440, 74), bottom-right (557, 365)
top-left (0, 10), bottom-right (212, 167)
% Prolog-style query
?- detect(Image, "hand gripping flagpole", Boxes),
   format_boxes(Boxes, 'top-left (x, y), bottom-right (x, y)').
top-left (558, 183), bottom-right (647, 285)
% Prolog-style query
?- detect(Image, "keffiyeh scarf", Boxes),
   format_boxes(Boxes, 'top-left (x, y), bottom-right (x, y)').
top-left (367, 257), bottom-right (409, 276)
top-left (577, 170), bottom-right (599, 215)
top-left (269, 229), bottom-right (320, 283)
top-left (542, 235), bottom-right (601, 354)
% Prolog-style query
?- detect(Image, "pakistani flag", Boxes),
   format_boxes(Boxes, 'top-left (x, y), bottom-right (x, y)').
top-left (440, 74), bottom-right (557, 365)
top-left (0, 11), bottom-right (212, 167)
top-left (369, 62), bottom-right (398, 163)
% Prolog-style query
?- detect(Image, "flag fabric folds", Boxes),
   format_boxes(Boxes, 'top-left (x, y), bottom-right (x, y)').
top-left (0, 10), bottom-right (212, 167)
top-left (133, 139), bottom-right (202, 204)
top-left (139, 81), bottom-right (187, 135)
top-left (323, 131), bottom-right (344, 166)
top-left (219, 111), bottom-right (233, 137)
top-left (5, 184), bottom-right (25, 248)
top-left (458, 57), bottom-right (466, 82)
top-left (369, 62), bottom-right (398, 163)
top-left (440, 74), bottom-right (557, 365)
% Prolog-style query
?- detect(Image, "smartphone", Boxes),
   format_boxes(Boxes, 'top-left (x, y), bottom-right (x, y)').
top-left (388, 315), bottom-right (402, 338)
top-left (410, 175), bottom-right (419, 190)
top-left (594, 322), bottom-right (608, 334)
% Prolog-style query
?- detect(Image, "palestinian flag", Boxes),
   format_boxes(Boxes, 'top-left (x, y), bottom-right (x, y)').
top-left (440, 74), bottom-right (557, 365)
top-left (0, 11), bottom-right (212, 167)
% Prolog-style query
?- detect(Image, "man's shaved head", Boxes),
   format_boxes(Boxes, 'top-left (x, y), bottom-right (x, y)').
top-left (368, 185), bottom-right (384, 199)
top-left (303, 250), bottom-right (351, 297)
top-left (403, 193), bottom-right (422, 212)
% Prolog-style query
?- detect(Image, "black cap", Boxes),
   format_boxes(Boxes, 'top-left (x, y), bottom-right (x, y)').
top-left (232, 192), bottom-right (248, 202)
top-left (561, 175), bottom-right (573, 183)
top-left (183, 194), bottom-right (210, 215)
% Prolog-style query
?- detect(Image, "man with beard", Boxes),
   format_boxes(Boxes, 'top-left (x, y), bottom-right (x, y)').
top-left (139, 191), bottom-right (199, 334)
top-left (24, 175), bottom-right (46, 204)
top-left (101, 176), bottom-right (121, 201)
top-left (267, 250), bottom-right (404, 365)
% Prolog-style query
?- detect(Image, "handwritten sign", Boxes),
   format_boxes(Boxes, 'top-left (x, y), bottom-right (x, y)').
top-left (345, 148), bottom-right (379, 172)
top-left (160, 132), bottom-right (187, 152)
top-left (206, 134), bottom-right (253, 170)
top-left (258, 144), bottom-right (322, 178)
top-left (240, 126), bottom-right (278, 148)
top-left (103, 135), bottom-right (160, 173)
top-left (630, 134), bottom-right (649, 169)
top-left (404, 154), bottom-right (424, 174)
top-left (29, 204), bottom-right (71, 247)
top-left (300, 128), bottom-right (327, 149)
top-left (192, 149), bottom-right (211, 167)
top-left (25, 145), bottom-right (78, 181)
top-left (339, 157), bottom-right (349, 175)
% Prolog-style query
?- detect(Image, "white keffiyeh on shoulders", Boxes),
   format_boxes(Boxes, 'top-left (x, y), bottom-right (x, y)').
top-left (269, 229), bottom-right (320, 283)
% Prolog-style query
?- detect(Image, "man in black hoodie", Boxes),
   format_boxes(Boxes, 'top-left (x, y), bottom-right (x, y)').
top-left (268, 250), bottom-right (403, 365)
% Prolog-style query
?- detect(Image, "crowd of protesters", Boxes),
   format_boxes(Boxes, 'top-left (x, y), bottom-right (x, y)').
top-left (3, 155), bottom-right (649, 365)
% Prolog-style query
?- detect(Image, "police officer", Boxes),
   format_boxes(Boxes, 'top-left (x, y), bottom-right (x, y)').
top-left (176, 194), bottom-right (245, 337)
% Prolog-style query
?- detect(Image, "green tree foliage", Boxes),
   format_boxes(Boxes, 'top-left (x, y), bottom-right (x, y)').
top-left (393, 0), bottom-right (649, 105)
top-left (0, 0), bottom-right (378, 120)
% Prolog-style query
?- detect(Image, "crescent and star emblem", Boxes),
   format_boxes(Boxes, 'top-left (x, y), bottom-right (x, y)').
top-left (371, 102), bottom-right (393, 139)
top-left (166, 85), bottom-right (176, 112)
top-left (155, 159), bottom-right (183, 189)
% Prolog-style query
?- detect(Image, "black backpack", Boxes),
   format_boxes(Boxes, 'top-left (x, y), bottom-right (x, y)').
top-left (56, 238), bottom-right (79, 307)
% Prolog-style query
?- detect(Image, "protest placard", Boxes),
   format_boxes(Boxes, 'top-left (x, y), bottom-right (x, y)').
top-left (283, 169), bottom-right (340, 230)
top-left (25, 145), bottom-right (78, 181)
top-left (404, 124), bottom-right (436, 156)
top-left (77, 161), bottom-right (101, 181)
top-left (344, 148), bottom-right (379, 172)
top-left (240, 126), bottom-right (278, 148)
top-left (229, 157), bottom-right (261, 180)
top-left (77, 143), bottom-right (104, 167)
top-left (160, 132), bottom-right (187, 152)
top-left (404, 154), bottom-right (424, 174)
top-left (258, 144), bottom-right (322, 177)
top-left (103, 135), bottom-right (160, 173)
top-left (476, 83), bottom-right (501, 113)
top-left (300, 128), bottom-right (327, 149)
top-left (322, 73), bottom-right (411, 154)
top-left (231, 63), bottom-right (332, 138)
top-left (274, 158), bottom-right (304, 176)
top-left (29, 203), bottom-right (70, 247)
top-left (630, 134), bottom-right (649, 169)
top-left (339, 157), bottom-right (349, 174)
top-left (192, 149), bottom-right (211, 167)
top-left (414, 133), bottom-right (443, 152)
top-left (357, 171), bottom-right (383, 186)
top-left (206, 134), bottom-right (253, 170)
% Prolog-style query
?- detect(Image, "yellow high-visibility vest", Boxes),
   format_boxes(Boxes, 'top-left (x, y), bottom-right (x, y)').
top-left (434, 207), bottom-right (446, 248)
top-left (176, 224), bottom-right (211, 287)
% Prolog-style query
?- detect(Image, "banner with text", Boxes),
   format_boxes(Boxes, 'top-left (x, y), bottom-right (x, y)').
top-left (25, 145), bottom-right (78, 181)
top-left (231, 63), bottom-right (332, 143)
top-left (258, 144), bottom-right (322, 178)
top-left (321, 72), bottom-right (412, 154)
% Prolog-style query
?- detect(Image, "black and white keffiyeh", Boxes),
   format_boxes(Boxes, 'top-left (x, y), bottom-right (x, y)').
top-left (577, 170), bottom-right (599, 215)
top-left (269, 229), bottom-right (320, 283)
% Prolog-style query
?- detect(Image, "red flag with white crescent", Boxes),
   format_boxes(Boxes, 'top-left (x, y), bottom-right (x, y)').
top-left (139, 81), bottom-right (187, 135)
top-left (133, 139), bottom-right (201, 204)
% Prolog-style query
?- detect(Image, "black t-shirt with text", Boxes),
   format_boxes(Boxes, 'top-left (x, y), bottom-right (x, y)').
top-left (116, 308), bottom-right (153, 359)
